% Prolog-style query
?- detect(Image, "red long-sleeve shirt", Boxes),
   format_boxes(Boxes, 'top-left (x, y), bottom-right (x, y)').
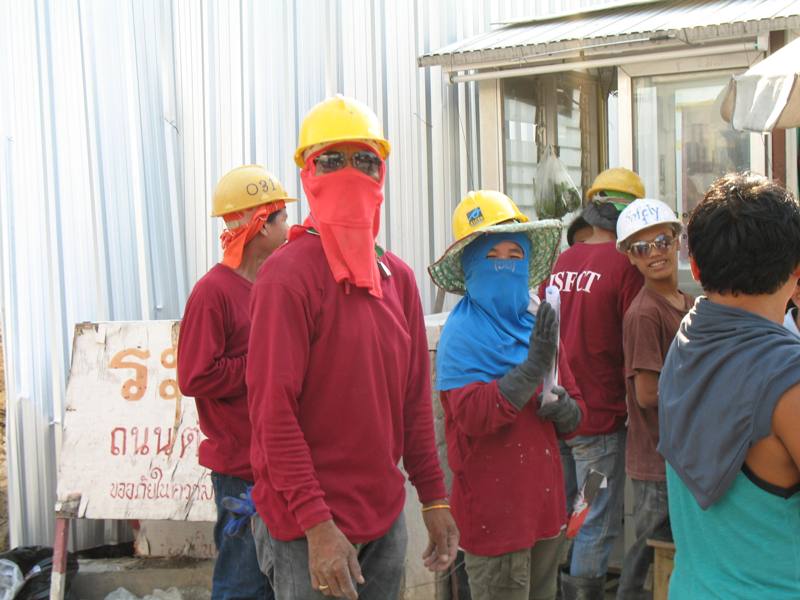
top-left (177, 263), bottom-right (254, 480)
top-left (440, 344), bottom-right (585, 556)
top-left (247, 232), bottom-right (446, 542)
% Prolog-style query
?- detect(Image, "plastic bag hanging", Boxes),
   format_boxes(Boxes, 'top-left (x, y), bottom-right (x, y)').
top-left (533, 145), bottom-right (581, 220)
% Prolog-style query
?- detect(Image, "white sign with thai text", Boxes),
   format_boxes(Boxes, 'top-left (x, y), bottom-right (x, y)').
top-left (57, 321), bottom-right (215, 521)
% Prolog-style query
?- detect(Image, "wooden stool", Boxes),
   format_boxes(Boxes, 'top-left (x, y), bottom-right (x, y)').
top-left (647, 538), bottom-right (675, 600)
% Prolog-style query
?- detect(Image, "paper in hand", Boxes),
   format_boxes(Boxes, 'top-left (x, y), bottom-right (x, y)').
top-left (540, 286), bottom-right (560, 405)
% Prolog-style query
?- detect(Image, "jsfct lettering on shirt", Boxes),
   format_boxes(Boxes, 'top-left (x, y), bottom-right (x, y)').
top-left (541, 241), bottom-right (643, 435)
top-left (548, 270), bottom-right (602, 293)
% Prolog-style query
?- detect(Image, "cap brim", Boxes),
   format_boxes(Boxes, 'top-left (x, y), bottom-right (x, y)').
top-left (428, 220), bottom-right (563, 295)
top-left (210, 196), bottom-right (300, 217)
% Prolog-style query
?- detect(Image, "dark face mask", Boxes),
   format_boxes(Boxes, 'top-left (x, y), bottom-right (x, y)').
top-left (596, 201), bottom-right (621, 220)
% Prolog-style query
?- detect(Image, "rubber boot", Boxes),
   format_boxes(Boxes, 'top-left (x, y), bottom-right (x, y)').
top-left (560, 570), bottom-right (606, 600)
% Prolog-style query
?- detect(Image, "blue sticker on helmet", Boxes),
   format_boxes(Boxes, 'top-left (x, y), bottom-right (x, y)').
top-left (467, 207), bottom-right (484, 227)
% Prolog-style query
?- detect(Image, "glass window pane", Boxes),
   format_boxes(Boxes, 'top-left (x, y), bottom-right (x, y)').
top-left (634, 73), bottom-right (751, 214)
top-left (503, 75), bottom-right (590, 220)
top-left (633, 72), bottom-right (751, 265)
top-left (503, 82), bottom-right (538, 216)
top-left (557, 82), bottom-right (583, 198)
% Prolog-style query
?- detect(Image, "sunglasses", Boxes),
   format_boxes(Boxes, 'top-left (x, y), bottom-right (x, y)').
top-left (628, 233), bottom-right (677, 258)
top-left (313, 150), bottom-right (382, 178)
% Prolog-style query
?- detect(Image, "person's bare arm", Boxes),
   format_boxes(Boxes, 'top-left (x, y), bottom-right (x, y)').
top-left (772, 384), bottom-right (800, 472)
top-left (633, 369), bottom-right (660, 409)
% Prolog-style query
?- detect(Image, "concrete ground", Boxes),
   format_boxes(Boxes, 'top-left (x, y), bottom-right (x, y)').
top-left (68, 557), bottom-right (626, 600)
top-left (71, 557), bottom-right (212, 600)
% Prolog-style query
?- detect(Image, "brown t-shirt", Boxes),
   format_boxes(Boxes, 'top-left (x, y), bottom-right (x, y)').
top-left (622, 286), bottom-right (694, 481)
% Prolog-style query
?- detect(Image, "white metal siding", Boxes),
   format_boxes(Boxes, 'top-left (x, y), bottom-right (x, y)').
top-left (2, 0), bottom-right (602, 548)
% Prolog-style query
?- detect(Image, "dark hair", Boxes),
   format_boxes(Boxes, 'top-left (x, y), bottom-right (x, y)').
top-left (688, 172), bottom-right (800, 295)
top-left (266, 208), bottom-right (286, 224)
top-left (567, 214), bottom-right (591, 246)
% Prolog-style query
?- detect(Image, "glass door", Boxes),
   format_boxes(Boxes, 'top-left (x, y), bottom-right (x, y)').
top-left (633, 70), bottom-right (758, 271)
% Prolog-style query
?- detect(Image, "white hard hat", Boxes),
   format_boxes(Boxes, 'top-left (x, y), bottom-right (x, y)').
top-left (616, 198), bottom-right (681, 251)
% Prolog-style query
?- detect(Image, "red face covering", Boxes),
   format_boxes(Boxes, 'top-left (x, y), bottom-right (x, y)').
top-left (300, 144), bottom-right (386, 298)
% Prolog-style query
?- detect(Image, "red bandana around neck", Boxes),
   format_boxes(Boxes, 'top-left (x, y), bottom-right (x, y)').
top-left (219, 202), bottom-right (285, 269)
top-left (299, 144), bottom-right (386, 298)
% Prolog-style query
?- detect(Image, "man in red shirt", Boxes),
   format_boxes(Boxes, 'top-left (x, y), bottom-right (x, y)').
top-left (248, 95), bottom-right (458, 600)
top-left (541, 168), bottom-right (645, 599)
top-left (177, 165), bottom-right (295, 600)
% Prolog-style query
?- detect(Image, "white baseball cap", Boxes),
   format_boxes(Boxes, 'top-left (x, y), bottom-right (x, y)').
top-left (616, 198), bottom-right (681, 251)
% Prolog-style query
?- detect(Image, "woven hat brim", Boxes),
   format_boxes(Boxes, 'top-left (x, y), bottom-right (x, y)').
top-left (428, 220), bottom-right (563, 295)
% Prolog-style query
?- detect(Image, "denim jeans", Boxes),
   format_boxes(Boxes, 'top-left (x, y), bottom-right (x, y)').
top-left (211, 472), bottom-right (274, 600)
top-left (616, 480), bottom-right (669, 600)
top-left (560, 430), bottom-right (626, 579)
top-left (252, 512), bottom-right (408, 600)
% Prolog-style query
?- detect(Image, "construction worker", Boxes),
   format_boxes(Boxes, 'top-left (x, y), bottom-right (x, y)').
top-left (541, 167), bottom-right (645, 599)
top-left (430, 191), bottom-right (585, 600)
top-left (247, 95), bottom-right (458, 600)
top-left (566, 213), bottom-right (592, 246)
top-left (659, 173), bottom-right (800, 597)
top-left (615, 199), bottom-right (693, 599)
top-left (177, 165), bottom-right (295, 600)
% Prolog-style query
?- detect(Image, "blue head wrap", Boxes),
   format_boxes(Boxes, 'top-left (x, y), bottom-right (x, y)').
top-left (436, 232), bottom-right (534, 390)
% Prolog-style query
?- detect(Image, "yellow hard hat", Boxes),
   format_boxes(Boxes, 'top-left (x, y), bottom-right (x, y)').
top-left (294, 95), bottom-right (391, 167)
top-left (452, 190), bottom-right (529, 243)
top-left (429, 190), bottom-right (560, 294)
top-left (586, 167), bottom-right (645, 201)
top-left (211, 165), bottom-right (297, 217)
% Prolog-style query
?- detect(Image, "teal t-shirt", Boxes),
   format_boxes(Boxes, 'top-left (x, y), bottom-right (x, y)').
top-left (667, 464), bottom-right (800, 599)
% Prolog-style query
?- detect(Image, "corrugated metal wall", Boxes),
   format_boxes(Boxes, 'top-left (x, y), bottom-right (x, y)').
top-left (0, 0), bottom-right (596, 548)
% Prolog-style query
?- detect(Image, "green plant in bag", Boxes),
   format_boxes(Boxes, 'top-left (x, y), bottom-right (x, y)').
top-left (534, 146), bottom-right (582, 219)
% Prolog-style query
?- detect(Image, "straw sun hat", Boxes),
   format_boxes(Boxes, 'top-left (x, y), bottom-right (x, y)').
top-left (428, 191), bottom-right (562, 295)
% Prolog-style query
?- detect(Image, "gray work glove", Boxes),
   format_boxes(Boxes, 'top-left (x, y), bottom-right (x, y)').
top-left (498, 302), bottom-right (558, 410)
top-left (537, 385), bottom-right (582, 434)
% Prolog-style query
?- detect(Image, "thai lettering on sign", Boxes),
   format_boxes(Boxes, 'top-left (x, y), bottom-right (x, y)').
top-left (57, 321), bottom-right (215, 522)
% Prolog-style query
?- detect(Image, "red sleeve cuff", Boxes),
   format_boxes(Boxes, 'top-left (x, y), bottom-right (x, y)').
top-left (295, 498), bottom-right (334, 533)
top-left (415, 478), bottom-right (448, 505)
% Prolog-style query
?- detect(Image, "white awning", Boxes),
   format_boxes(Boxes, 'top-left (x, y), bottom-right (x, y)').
top-left (720, 36), bottom-right (800, 131)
